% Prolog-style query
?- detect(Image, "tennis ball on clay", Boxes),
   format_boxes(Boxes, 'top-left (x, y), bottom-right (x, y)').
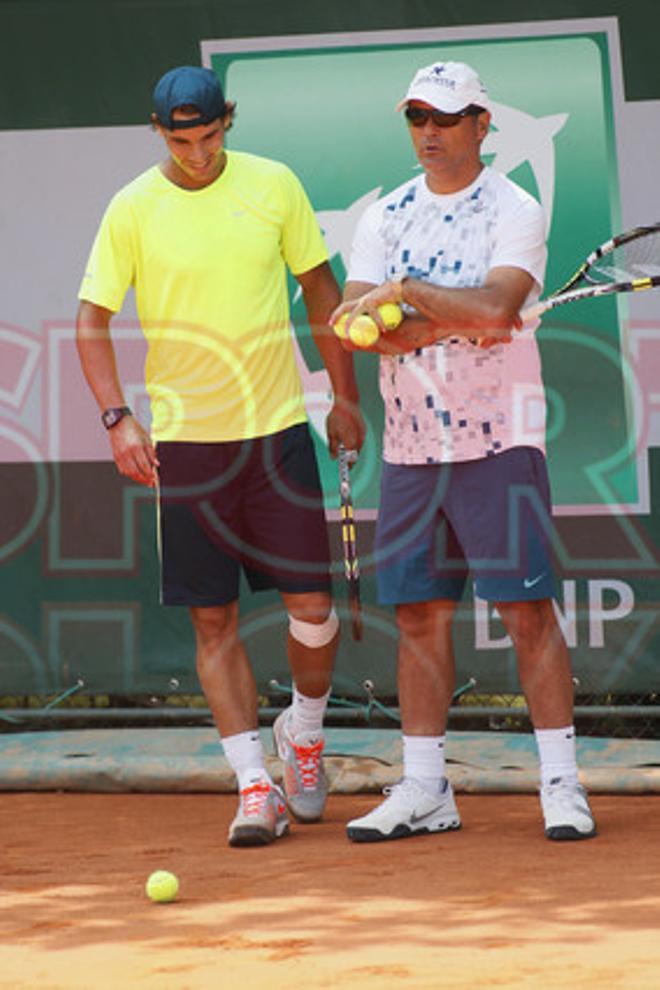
top-left (146, 870), bottom-right (179, 903)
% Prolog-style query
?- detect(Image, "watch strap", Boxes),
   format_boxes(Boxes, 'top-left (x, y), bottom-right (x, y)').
top-left (101, 406), bottom-right (133, 430)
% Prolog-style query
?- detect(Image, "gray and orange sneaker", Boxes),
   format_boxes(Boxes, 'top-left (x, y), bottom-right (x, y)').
top-left (273, 707), bottom-right (328, 823)
top-left (228, 780), bottom-right (289, 847)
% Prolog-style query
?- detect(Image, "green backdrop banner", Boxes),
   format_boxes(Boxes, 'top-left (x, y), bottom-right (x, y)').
top-left (1, 7), bottom-right (659, 705)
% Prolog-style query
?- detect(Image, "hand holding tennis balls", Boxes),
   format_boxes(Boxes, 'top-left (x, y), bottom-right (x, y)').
top-left (334, 302), bottom-right (403, 348)
top-left (146, 870), bottom-right (179, 903)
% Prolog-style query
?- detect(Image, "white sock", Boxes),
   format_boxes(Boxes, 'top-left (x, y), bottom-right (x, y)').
top-left (535, 726), bottom-right (579, 787)
top-left (221, 729), bottom-right (272, 791)
top-left (289, 685), bottom-right (330, 740)
top-left (403, 734), bottom-right (446, 794)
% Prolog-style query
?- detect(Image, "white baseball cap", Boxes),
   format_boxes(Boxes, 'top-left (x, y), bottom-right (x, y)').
top-left (396, 61), bottom-right (490, 113)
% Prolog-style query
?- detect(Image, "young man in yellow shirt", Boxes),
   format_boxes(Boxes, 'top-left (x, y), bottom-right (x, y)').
top-left (77, 66), bottom-right (363, 846)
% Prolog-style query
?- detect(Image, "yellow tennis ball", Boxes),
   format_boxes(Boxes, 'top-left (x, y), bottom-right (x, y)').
top-left (333, 312), bottom-right (351, 340)
top-left (146, 870), bottom-right (179, 903)
top-left (348, 314), bottom-right (380, 348)
top-left (378, 302), bottom-right (403, 330)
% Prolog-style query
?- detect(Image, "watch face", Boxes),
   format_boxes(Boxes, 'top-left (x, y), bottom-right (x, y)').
top-left (102, 407), bottom-right (130, 429)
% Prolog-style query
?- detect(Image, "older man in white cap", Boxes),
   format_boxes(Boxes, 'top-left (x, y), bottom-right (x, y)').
top-left (333, 61), bottom-right (596, 844)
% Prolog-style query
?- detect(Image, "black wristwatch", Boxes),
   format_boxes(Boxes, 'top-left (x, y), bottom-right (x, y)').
top-left (101, 406), bottom-right (133, 430)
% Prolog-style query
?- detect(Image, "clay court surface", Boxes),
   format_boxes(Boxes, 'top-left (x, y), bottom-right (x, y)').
top-left (2, 792), bottom-right (659, 989)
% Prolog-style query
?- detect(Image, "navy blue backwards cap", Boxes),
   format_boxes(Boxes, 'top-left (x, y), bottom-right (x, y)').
top-left (153, 66), bottom-right (227, 129)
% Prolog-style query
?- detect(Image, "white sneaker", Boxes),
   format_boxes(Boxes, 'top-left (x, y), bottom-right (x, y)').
top-left (540, 777), bottom-right (597, 840)
top-left (346, 777), bottom-right (461, 843)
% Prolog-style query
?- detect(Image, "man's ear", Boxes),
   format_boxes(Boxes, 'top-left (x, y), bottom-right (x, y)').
top-left (476, 110), bottom-right (491, 141)
top-left (222, 101), bottom-right (237, 133)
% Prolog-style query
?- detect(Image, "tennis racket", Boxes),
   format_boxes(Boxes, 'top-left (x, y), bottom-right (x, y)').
top-left (522, 222), bottom-right (660, 323)
top-left (338, 443), bottom-right (362, 641)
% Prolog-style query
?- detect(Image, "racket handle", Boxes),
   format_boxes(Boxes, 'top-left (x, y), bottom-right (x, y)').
top-left (338, 444), bottom-right (358, 463)
top-left (520, 300), bottom-right (548, 325)
top-left (338, 444), bottom-right (358, 486)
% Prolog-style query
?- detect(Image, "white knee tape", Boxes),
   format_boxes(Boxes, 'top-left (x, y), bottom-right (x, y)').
top-left (289, 608), bottom-right (339, 648)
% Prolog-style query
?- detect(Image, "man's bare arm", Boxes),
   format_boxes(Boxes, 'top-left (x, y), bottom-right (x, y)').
top-left (296, 262), bottom-right (365, 456)
top-left (333, 267), bottom-right (534, 355)
top-left (76, 300), bottom-right (159, 487)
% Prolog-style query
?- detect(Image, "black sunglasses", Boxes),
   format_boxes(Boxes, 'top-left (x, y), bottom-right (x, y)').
top-left (404, 104), bottom-right (484, 129)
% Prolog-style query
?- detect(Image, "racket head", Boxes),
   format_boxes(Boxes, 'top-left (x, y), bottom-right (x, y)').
top-left (523, 222), bottom-right (660, 322)
top-left (556, 223), bottom-right (660, 294)
top-left (581, 223), bottom-right (660, 286)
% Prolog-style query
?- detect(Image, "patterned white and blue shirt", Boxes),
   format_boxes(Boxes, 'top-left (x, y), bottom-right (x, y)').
top-left (348, 166), bottom-right (547, 464)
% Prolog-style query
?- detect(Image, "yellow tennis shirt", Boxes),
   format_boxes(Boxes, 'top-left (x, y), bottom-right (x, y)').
top-left (79, 151), bottom-right (328, 442)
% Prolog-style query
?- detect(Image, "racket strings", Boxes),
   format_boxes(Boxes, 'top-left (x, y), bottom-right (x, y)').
top-left (589, 228), bottom-right (660, 283)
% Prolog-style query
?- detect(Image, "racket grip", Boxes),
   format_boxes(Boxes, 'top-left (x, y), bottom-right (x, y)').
top-left (520, 300), bottom-right (547, 325)
top-left (340, 446), bottom-right (358, 464)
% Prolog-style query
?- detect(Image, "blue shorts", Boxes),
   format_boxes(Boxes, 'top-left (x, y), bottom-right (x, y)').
top-left (375, 447), bottom-right (557, 605)
top-left (157, 424), bottom-right (332, 606)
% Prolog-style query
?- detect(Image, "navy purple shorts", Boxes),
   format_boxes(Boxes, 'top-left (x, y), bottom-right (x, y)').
top-left (375, 446), bottom-right (557, 606)
top-left (157, 423), bottom-right (332, 606)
